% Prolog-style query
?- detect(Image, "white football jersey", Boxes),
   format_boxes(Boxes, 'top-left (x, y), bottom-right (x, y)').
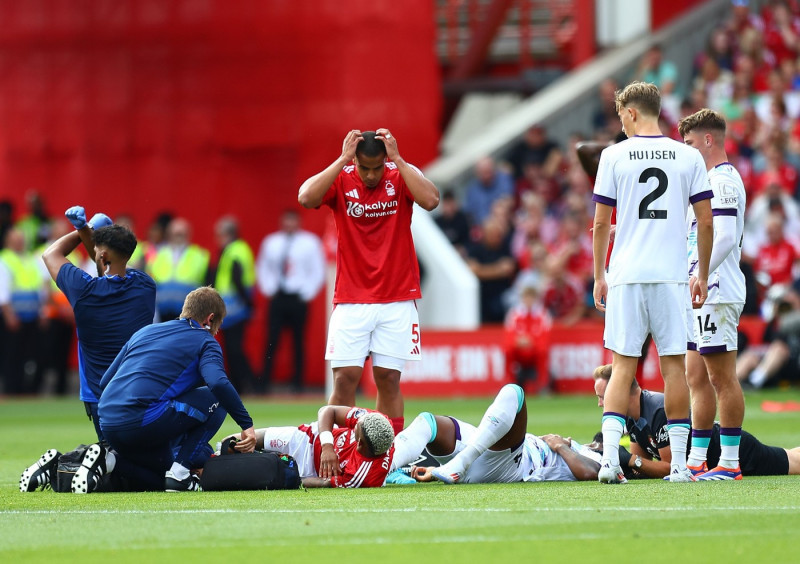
top-left (687, 162), bottom-right (747, 304)
top-left (521, 435), bottom-right (602, 482)
top-left (593, 135), bottom-right (712, 286)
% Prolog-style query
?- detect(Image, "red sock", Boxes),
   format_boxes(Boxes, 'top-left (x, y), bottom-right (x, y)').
top-left (390, 417), bottom-right (405, 435)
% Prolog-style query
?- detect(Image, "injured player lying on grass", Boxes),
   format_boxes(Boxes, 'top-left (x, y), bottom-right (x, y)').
top-left (387, 383), bottom-right (604, 484)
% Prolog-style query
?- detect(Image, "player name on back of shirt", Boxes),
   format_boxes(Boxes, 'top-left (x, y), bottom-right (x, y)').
top-left (628, 150), bottom-right (676, 160)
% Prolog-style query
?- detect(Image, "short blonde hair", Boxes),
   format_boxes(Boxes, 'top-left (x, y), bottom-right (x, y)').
top-left (677, 108), bottom-right (727, 139)
top-left (592, 363), bottom-right (640, 392)
top-left (593, 364), bottom-right (612, 382)
top-left (615, 81), bottom-right (661, 117)
top-left (360, 413), bottom-right (395, 457)
top-left (180, 286), bottom-right (226, 331)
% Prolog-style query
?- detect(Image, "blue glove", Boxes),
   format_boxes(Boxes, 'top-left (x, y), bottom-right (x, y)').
top-left (88, 213), bottom-right (113, 230)
top-left (65, 206), bottom-right (87, 230)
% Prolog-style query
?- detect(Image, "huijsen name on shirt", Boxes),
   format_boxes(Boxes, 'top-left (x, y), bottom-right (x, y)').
top-left (629, 150), bottom-right (676, 160)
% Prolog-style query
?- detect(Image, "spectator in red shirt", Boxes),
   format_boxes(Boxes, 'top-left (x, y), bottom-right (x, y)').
top-left (754, 212), bottom-right (800, 292)
top-left (753, 141), bottom-right (798, 197)
top-left (763, 2), bottom-right (800, 66)
top-left (738, 29), bottom-right (775, 93)
top-left (744, 182), bottom-right (800, 260)
top-left (541, 256), bottom-right (586, 326)
top-left (726, 0), bottom-right (764, 44)
top-left (504, 284), bottom-right (552, 394)
top-left (547, 211), bottom-right (594, 281)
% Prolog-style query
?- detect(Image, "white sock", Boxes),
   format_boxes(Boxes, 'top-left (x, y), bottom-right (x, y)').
top-left (444, 384), bottom-right (523, 474)
top-left (749, 367), bottom-right (767, 388)
top-left (719, 428), bottom-right (741, 469)
top-left (687, 429), bottom-right (712, 468)
top-left (687, 445), bottom-right (708, 468)
top-left (601, 415), bottom-right (625, 467)
top-left (105, 451), bottom-right (116, 473)
top-left (392, 412), bottom-right (436, 469)
top-left (169, 462), bottom-right (190, 481)
top-left (668, 424), bottom-right (690, 470)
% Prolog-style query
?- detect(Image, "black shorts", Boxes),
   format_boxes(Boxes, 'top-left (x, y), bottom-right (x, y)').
top-left (707, 425), bottom-right (789, 476)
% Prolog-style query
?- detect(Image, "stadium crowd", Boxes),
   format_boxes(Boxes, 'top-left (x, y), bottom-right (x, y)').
top-left (434, 0), bottom-right (800, 391)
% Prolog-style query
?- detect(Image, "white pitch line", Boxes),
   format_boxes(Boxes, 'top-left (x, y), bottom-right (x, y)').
top-left (0, 529), bottom-right (778, 548)
top-left (3, 505), bottom-right (800, 516)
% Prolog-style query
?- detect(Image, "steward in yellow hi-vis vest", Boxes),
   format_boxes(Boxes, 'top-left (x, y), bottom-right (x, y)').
top-left (214, 239), bottom-right (255, 327)
top-left (0, 243), bottom-right (43, 322)
top-left (208, 216), bottom-right (256, 393)
top-left (147, 218), bottom-right (209, 320)
top-left (0, 227), bottom-right (45, 394)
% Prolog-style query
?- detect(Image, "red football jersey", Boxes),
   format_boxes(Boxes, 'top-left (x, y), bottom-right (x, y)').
top-left (505, 305), bottom-right (552, 346)
top-left (321, 162), bottom-right (422, 303)
top-left (303, 407), bottom-right (394, 488)
top-left (755, 239), bottom-right (798, 286)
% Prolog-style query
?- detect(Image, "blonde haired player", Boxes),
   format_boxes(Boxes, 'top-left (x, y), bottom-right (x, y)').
top-left (592, 82), bottom-right (714, 484)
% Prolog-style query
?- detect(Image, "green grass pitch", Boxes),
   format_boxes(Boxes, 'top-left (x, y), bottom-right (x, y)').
top-left (2, 389), bottom-right (799, 563)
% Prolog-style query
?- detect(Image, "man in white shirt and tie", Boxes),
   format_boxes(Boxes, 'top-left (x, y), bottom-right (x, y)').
top-left (256, 209), bottom-right (326, 393)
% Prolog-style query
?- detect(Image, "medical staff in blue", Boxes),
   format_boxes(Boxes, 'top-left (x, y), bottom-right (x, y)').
top-left (85, 286), bottom-right (257, 493)
top-left (42, 207), bottom-right (156, 441)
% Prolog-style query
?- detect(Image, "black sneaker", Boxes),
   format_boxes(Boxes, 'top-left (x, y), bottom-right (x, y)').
top-left (20, 449), bottom-right (61, 492)
top-left (164, 471), bottom-right (202, 492)
top-left (71, 443), bottom-right (107, 494)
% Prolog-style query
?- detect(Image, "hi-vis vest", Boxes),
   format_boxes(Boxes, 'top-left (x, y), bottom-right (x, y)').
top-left (148, 245), bottom-right (209, 314)
top-left (0, 249), bottom-right (43, 322)
top-left (214, 239), bottom-right (255, 327)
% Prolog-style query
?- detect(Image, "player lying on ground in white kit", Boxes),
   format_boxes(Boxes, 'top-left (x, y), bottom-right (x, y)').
top-left (388, 384), bottom-right (602, 484)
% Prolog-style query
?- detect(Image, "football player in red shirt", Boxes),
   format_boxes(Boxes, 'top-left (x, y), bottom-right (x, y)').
top-left (298, 129), bottom-right (439, 434)
top-left (227, 405), bottom-right (395, 488)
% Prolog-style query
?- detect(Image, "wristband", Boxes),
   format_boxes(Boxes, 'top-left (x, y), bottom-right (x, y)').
top-left (319, 431), bottom-right (334, 446)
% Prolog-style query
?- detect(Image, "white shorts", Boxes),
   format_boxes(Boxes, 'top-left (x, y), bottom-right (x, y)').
top-left (325, 301), bottom-right (421, 367)
top-left (258, 425), bottom-right (317, 478)
top-left (604, 283), bottom-right (692, 357)
top-left (689, 302), bottom-right (743, 355)
top-left (431, 419), bottom-right (526, 484)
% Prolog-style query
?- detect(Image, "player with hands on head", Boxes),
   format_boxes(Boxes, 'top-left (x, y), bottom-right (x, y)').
top-left (591, 81), bottom-right (714, 484)
top-left (298, 128), bottom-right (439, 435)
